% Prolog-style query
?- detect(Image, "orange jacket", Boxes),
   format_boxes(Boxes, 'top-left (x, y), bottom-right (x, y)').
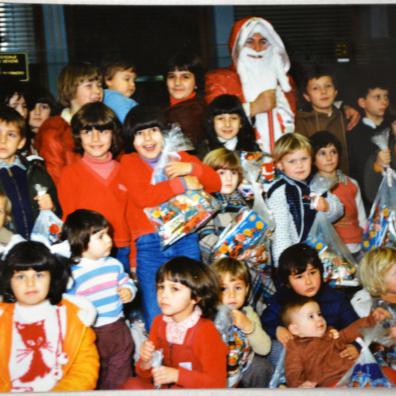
top-left (0, 299), bottom-right (99, 392)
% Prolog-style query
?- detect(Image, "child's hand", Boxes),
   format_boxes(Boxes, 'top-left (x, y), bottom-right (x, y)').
top-left (343, 105), bottom-right (360, 131)
top-left (371, 307), bottom-right (392, 322)
top-left (139, 340), bottom-right (155, 369)
top-left (35, 193), bottom-right (54, 211)
top-left (152, 366), bottom-right (179, 386)
top-left (118, 287), bottom-right (133, 303)
top-left (165, 162), bottom-right (193, 178)
top-left (299, 381), bottom-right (317, 388)
top-left (329, 328), bottom-right (340, 339)
top-left (339, 344), bottom-right (359, 360)
top-left (183, 175), bottom-right (203, 190)
top-left (276, 326), bottom-right (293, 347)
top-left (231, 309), bottom-right (254, 334)
top-left (375, 148), bottom-right (391, 170)
top-left (315, 196), bottom-right (329, 212)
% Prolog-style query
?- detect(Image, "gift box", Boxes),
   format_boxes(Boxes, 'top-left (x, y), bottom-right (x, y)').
top-left (145, 190), bottom-right (220, 246)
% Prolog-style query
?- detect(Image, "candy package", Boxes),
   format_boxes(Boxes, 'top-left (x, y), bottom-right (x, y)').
top-left (150, 124), bottom-right (194, 185)
top-left (144, 190), bottom-right (220, 246)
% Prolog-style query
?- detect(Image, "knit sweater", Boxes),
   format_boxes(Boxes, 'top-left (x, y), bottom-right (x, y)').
top-left (136, 314), bottom-right (227, 388)
top-left (58, 156), bottom-right (130, 247)
top-left (119, 151), bottom-right (221, 241)
top-left (285, 315), bottom-right (376, 387)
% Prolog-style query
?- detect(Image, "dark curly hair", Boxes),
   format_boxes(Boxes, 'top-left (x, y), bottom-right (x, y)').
top-left (156, 256), bottom-right (220, 320)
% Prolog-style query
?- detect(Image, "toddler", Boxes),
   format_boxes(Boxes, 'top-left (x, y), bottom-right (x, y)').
top-left (35, 62), bottom-right (103, 185)
top-left (58, 102), bottom-right (130, 272)
top-left (63, 209), bottom-right (136, 389)
top-left (267, 132), bottom-right (343, 266)
top-left (282, 296), bottom-right (381, 387)
top-left (120, 105), bottom-right (221, 329)
top-left (202, 94), bottom-right (259, 156)
top-left (102, 58), bottom-right (138, 123)
top-left (122, 257), bottom-right (227, 389)
top-left (310, 130), bottom-right (367, 258)
top-left (0, 240), bottom-right (99, 391)
top-left (212, 257), bottom-right (272, 388)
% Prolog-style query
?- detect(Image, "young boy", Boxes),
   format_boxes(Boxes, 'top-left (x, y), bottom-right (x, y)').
top-left (212, 257), bottom-right (273, 388)
top-left (282, 296), bottom-right (381, 387)
top-left (347, 81), bottom-right (391, 209)
top-left (295, 66), bottom-right (349, 173)
top-left (103, 59), bottom-right (138, 123)
top-left (35, 62), bottom-right (103, 185)
top-left (267, 133), bottom-right (343, 267)
top-left (0, 106), bottom-right (60, 239)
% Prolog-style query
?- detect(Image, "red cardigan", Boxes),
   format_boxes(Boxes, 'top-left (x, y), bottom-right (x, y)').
top-left (35, 116), bottom-right (79, 186)
top-left (136, 315), bottom-right (227, 388)
top-left (119, 151), bottom-right (221, 241)
top-left (58, 158), bottom-right (130, 247)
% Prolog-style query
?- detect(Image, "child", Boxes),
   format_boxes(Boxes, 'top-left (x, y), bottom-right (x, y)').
top-left (0, 240), bottom-right (99, 391)
top-left (63, 209), bottom-right (137, 389)
top-left (310, 130), bottom-right (367, 258)
top-left (282, 296), bottom-right (380, 387)
top-left (35, 62), bottom-right (103, 185)
top-left (164, 50), bottom-right (207, 150)
top-left (267, 133), bottom-right (343, 267)
top-left (347, 80), bottom-right (391, 209)
top-left (352, 247), bottom-right (396, 382)
top-left (203, 94), bottom-right (259, 156)
top-left (0, 106), bottom-right (60, 239)
top-left (212, 257), bottom-right (273, 388)
top-left (122, 257), bottom-right (227, 389)
top-left (199, 147), bottom-right (247, 264)
top-left (58, 102), bottom-right (130, 273)
top-left (102, 58), bottom-right (138, 123)
top-left (295, 66), bottom-right (349, 173)
top-left (120, 105), bottom-right (221, 329)
top-left (261, 244), bottom-right (359, 363)
top-left (0, 78), bottom-right (29, 120)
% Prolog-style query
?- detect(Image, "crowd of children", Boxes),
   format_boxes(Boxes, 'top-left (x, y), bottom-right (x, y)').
top-left (0, 15), bottom-right (395, 391)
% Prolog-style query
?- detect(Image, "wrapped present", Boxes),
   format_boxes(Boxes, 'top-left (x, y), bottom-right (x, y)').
top-left (306, 212), bottom-right (358, 287)
top-left (151, 124), bottom-right (194, 185)
top-left (145, 190), bottom-right (220, 246)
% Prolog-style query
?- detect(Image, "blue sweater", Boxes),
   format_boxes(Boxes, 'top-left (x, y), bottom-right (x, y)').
top-left (103, 89), bottom-right (138, 123)
top-left (260, 283), bottom-right (359, 339)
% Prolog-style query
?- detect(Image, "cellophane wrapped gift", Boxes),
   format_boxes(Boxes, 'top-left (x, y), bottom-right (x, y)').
top-left (306, 174), bottom-right (358, 287)
top-left (336, 326), bottom-right (394, 388)
top-left (362, 129), bottom-right (396, 252)
top-left (144, 190), bottom-right (220, 247)
top-left (150, 123), bottom-right (194, 185)
top-left (213, 160), bottom-right (274, 271)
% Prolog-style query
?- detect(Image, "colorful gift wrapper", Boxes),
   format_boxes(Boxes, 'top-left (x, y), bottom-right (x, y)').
top-left (31, 210), bottom-right (63, 245)
top-left (144, 190), bottom-right (220, 247)
top-left (306, 212), bottom-right (358, 287)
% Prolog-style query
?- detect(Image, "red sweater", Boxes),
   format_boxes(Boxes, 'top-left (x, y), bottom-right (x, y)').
top-left (35, 116), bottom-right (79, 186)
top-left (119, 151), bottom-right (221, 241)
top-left (58, 158), bottom-right (130, 247)
top-left (136, 315), bottom-right (227, 388)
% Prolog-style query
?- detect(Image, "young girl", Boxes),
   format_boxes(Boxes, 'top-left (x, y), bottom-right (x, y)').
top-left (267, 132), bottom-right (343, 267)
top-left (35, 62), bottom-right (103, 185)
top-left (199, 147), bottom-right (247, 264)
top-left (0, 240), bottom-right (99, 392)
top-left (63, 209), bottom-right (136, 390)
top-left (122, 257), bottom-right (227, 389)
top-left (204, 94), bottom-right (259, 156)
top-left (164, 51), bottom-right (207, 151)
top-left (212, 257), bottom-right (272, 388)
top-left (261, 243), bottom-right (359, 364)
top-left (120, 105), bottom-right (221, 329)
top-left (58, 102), bottom-right (130, 273)
top-left (310, 130), bottom-right (367, 258)
top-left (352, 247), bottom-right (396, 383)
top-left (0, 78), bottom-right (29, 120)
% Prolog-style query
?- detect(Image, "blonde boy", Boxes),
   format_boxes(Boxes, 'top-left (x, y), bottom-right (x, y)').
top-left (267, 133), bottom-right (343, 266)
top-left (35, 62), bottom-right (103, 184)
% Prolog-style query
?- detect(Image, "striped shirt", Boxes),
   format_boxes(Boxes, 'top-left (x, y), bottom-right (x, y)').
top-left (67, 256), bottom-right (137, 327)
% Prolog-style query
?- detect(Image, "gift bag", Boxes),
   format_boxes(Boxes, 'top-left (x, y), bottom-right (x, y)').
top-left (337, 327), bottom-right (394, 387)
top-left (150, 124), bottom-right (194, 185)
top-left (269, 347), bottom-right (286, 388)
top-left (144, 190), bottom-right (220, 247)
